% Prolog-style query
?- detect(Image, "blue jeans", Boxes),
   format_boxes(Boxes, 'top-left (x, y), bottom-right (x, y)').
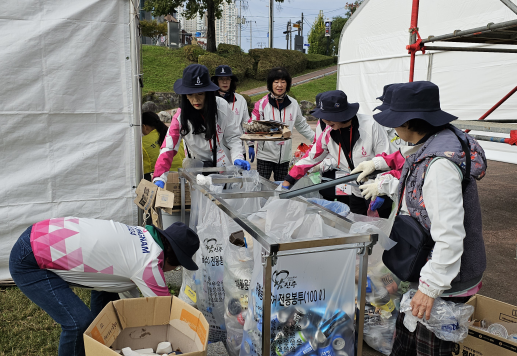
top-left (9, 226), bottom-right (118, 356)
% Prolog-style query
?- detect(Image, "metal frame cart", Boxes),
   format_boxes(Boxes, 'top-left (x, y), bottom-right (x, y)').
top-left (177, 166), bottom-right (379, 356)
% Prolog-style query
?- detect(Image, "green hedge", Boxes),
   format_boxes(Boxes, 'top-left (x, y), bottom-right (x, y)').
top-left (305, 54), bottom-right (335, 69)
top-left (249, 48), bottom-right (307, 80)
top-left (183, 45), bottom-right (206, 62)
top-left (198, 52), bottom-right (255, 82)
top-left (217, 43), bottom-right (243, 57)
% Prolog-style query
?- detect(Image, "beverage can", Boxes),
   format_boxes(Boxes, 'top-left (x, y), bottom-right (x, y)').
top-left (317, 343), bottom-right (335, 356)
top-left (228, 298), bottom-right (242, 316)
top-left (331, 336), bottom-right (345, 350)
top-left (288, 340), bottom-right (316, 356)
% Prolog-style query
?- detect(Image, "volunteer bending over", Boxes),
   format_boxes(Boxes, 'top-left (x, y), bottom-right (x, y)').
top-left (250, 67), bottom-right (315, 181)
top-left (282, 90), bottom-right (392, 217)
top-left (153, 64), bottom-right (249, 188)
top-left (211, 65), bottom-right (250, 159)
top-left (355, 81), bottom-right (487, 356)
top-left (142, 111), bottom-right (185, 181)
top-left (9, 219), bottom-right (199, 356)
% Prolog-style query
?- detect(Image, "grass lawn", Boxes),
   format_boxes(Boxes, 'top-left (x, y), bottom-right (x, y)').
top-left (142, 45), bottom-right (191, 96)
top-left (0, 285), bottom-right (178, 356)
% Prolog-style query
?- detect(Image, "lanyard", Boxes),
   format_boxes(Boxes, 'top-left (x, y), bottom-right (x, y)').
top-left (272, 100), bottom-right (286, 123)
top-left (232, 94), bottom-right (235, 111)
top-left (337, 123), bottom-right (353, 167)
top-left (208, 128), bottom-right (220, 150)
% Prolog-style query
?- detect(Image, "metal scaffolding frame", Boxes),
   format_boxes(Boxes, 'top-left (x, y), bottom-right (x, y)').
top-left (407, 0), bottom-right (517, 141)
top-left (177, 166), bottom-right (379, 356)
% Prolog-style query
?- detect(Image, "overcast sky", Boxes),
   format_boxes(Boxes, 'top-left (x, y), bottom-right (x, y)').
top-left (238, 0), bottom-right (349, 52)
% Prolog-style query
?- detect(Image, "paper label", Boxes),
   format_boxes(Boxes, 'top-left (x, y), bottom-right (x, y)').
top-left (335, 171), bottom-right (352, 195)
top-left (185, 285), bottom-right (197, 303)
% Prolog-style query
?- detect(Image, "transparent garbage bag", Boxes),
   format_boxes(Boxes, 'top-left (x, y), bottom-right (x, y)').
top-left (240, 233), bottom-right (357, 356)
top-left (223, 230), bottom-right (254, 356)
top-left (289, 173), bottom-right (322, 199)
top-left (400, 290), bottom-right (474, 342)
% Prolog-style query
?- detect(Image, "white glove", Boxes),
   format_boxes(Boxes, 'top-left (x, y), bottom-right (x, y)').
top-left (351, 160), bottom-right (376, 183)
top-left (359, 182), bottom-right (380, 200)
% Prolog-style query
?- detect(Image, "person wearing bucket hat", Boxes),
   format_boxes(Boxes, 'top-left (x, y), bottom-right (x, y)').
top-left (211, 65), bottom-right (250, 160)
top-left (9, 217), bottom-right (200, 356)
top-left (248, 67), bottom-right (315, 181)
top-left (282, 90), bottom-right (393, 218)
top-left (152, 64), bottom-right (249, 188)
top-left (355, 81), bottom-right (488, 356)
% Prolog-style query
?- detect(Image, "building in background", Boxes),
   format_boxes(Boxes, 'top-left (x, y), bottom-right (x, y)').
top-left (215, 1), bottom-right (238, 47)
top-left (176, 9), bottom-right (207, 37)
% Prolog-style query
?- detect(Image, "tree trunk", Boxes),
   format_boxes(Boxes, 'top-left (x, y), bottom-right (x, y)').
top-left (206, 0), bottom-right (217, 52)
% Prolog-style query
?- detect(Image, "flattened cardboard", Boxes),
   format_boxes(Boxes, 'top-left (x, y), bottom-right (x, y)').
top-left (156, 189), bottom-right (175, 215)
top-left (134, 179), bottom-right (158, 211)
top-left (165, 172), bottom-right (191, 207)
top-left (84, 296), bottom-right (208, 356)
top-left (454, 295), bottom-right (517, 356)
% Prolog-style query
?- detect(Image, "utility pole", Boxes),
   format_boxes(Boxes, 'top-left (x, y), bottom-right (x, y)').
top-left (268, 0), bottom-right (273, 48)
top-left (289, 20), bottom-right (292, 50)
top-left (250, 21), bottom-right (252, 50)
top-left (239, 0), bottom-right (242, 48)
top-left (285, 21), bottom-right (289, 49)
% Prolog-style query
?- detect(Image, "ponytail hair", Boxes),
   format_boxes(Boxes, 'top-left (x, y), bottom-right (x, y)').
top-left (142, 111), bottom-right (168, 146)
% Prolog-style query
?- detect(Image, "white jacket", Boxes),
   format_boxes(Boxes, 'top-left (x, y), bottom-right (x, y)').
top-left (153, 96), bottom-right (244, 183)
top-left (250, 94), bottom-right (315, 164)
top-left (289, 114), bottom-right (391, 197)
top-left (224, 92), bottom-right (249, 154)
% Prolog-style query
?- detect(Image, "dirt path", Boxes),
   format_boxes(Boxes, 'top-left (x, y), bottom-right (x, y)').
top-left (241, 65), bottom-right (337, 97)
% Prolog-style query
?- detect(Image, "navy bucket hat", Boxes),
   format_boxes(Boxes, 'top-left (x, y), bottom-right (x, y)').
top-left (374, 83), bottom-right (401, 112)
top-left (373, 81), bottom-right (457, 128)
top-left (174, 64), bottom-right (220, 95)
top-left (311, 90), bottom-right (360, 122)
top-left (376, 83), bottom-right (395, 101)
top-left (211, 65), bottom-right (239, 82)
top-left (156, 222), bottom-right (200, 270)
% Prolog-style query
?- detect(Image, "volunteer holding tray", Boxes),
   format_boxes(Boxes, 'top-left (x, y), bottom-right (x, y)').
top-left (249, 67), bottom-right (315, 181)
top-left (9, 219), bottom-right (199, 356)
top-left (281, 90), bottom-right (392, 217)
top-left (153, 64), bottom-right (250, 188)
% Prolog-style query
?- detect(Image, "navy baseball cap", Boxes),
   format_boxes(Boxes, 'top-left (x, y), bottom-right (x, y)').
top-left (310, 90), bottom-right (360, 122)
top-left (373, 81), bottom-right (457, 128)
top-left (174, 64), bottom-right (220, 95)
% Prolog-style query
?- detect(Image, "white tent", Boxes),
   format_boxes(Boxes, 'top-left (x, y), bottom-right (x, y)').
top-left (0, 0), bottom-right (143, 282)
top-left (337, 0), bottom-right (517, 163)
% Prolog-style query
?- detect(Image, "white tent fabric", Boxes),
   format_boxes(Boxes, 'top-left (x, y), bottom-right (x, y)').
top-left (338, 0), bottom-right (517, 163)
top-left (0, 0), bottom-right (139, 282)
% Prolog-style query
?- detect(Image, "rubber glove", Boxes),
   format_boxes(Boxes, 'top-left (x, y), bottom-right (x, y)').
top-left (234, 159), bottom-right (251, 171)
top-left (370, 197), bottom-right (385, 211)
top-left (282, 185), bottom-right (291, 190)
top-left (249, 146), bottom-right (255, 163)
top-left (359, 181), bottom-right (379, 200)
top-left (351, 160), bottom-right (376, 183)
top-left (154, 180), bottom-right (165, 189)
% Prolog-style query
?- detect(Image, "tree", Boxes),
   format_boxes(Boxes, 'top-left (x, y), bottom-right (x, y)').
top-left (143, 0), bottom-right (285, 52)
top-left (307, 12), bottom-right (326, 55)
top-left (307, 1), bottom-right (363, 56)
top-left (140, 19), bottom-right (168, 45)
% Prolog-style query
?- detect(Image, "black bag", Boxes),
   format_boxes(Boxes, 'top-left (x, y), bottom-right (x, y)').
top-left (382, 128), bottom-right (471, 282)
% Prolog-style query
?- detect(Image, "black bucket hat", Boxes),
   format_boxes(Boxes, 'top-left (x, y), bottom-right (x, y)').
top-left (376, 83), bottom-right (395, 101)
top-left (310, 90), bottom-right (360, 122)
top-left (174, 64), bottom-right (220, 95)
top-left (373, 81), bottom-right (457, 128)
top-left (374, 83), bottom-right (401, 112)
top-left (211, 65), bottom-right (239, 82)
top-left (156, 222), bottom-right (200, 270)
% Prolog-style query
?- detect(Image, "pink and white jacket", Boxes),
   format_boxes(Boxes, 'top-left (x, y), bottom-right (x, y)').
top-left (30, 217), bottom-right (169, 297)
top-left (153, 97), bottom-right (244, 183)
top-left (250, 94), bottom-right (315, 164)
top-left (288, 114), bottom-right (391, 197)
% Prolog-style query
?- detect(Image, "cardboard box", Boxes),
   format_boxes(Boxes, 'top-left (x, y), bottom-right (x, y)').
top-left (84, 296), bottom-right (208, 356)
top-left (165, 172), bottom-right (191, 207)
top-left (134, 179), bottom-right (175, 227)
top-left (453, 295), bottom-right (517, 355)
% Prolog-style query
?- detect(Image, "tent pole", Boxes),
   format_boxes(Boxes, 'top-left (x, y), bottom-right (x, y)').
top-left (424, 46), bottom-right (517, 53)
top-left (465, 86), bottom-right (517, 133)
top-left (408, 0), bottom-right (420, 82)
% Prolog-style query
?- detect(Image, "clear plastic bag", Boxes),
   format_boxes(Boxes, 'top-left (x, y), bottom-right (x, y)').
top-left (400, 290), bottom-right (474, 342)
top-left (223, 231), bottom-right (254, 356)
top-left (240, 231), bottom-right (357, 356)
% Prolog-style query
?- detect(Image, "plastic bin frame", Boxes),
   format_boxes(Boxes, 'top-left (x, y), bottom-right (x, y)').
top-left (178, 167), bottom-right (378, 356)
